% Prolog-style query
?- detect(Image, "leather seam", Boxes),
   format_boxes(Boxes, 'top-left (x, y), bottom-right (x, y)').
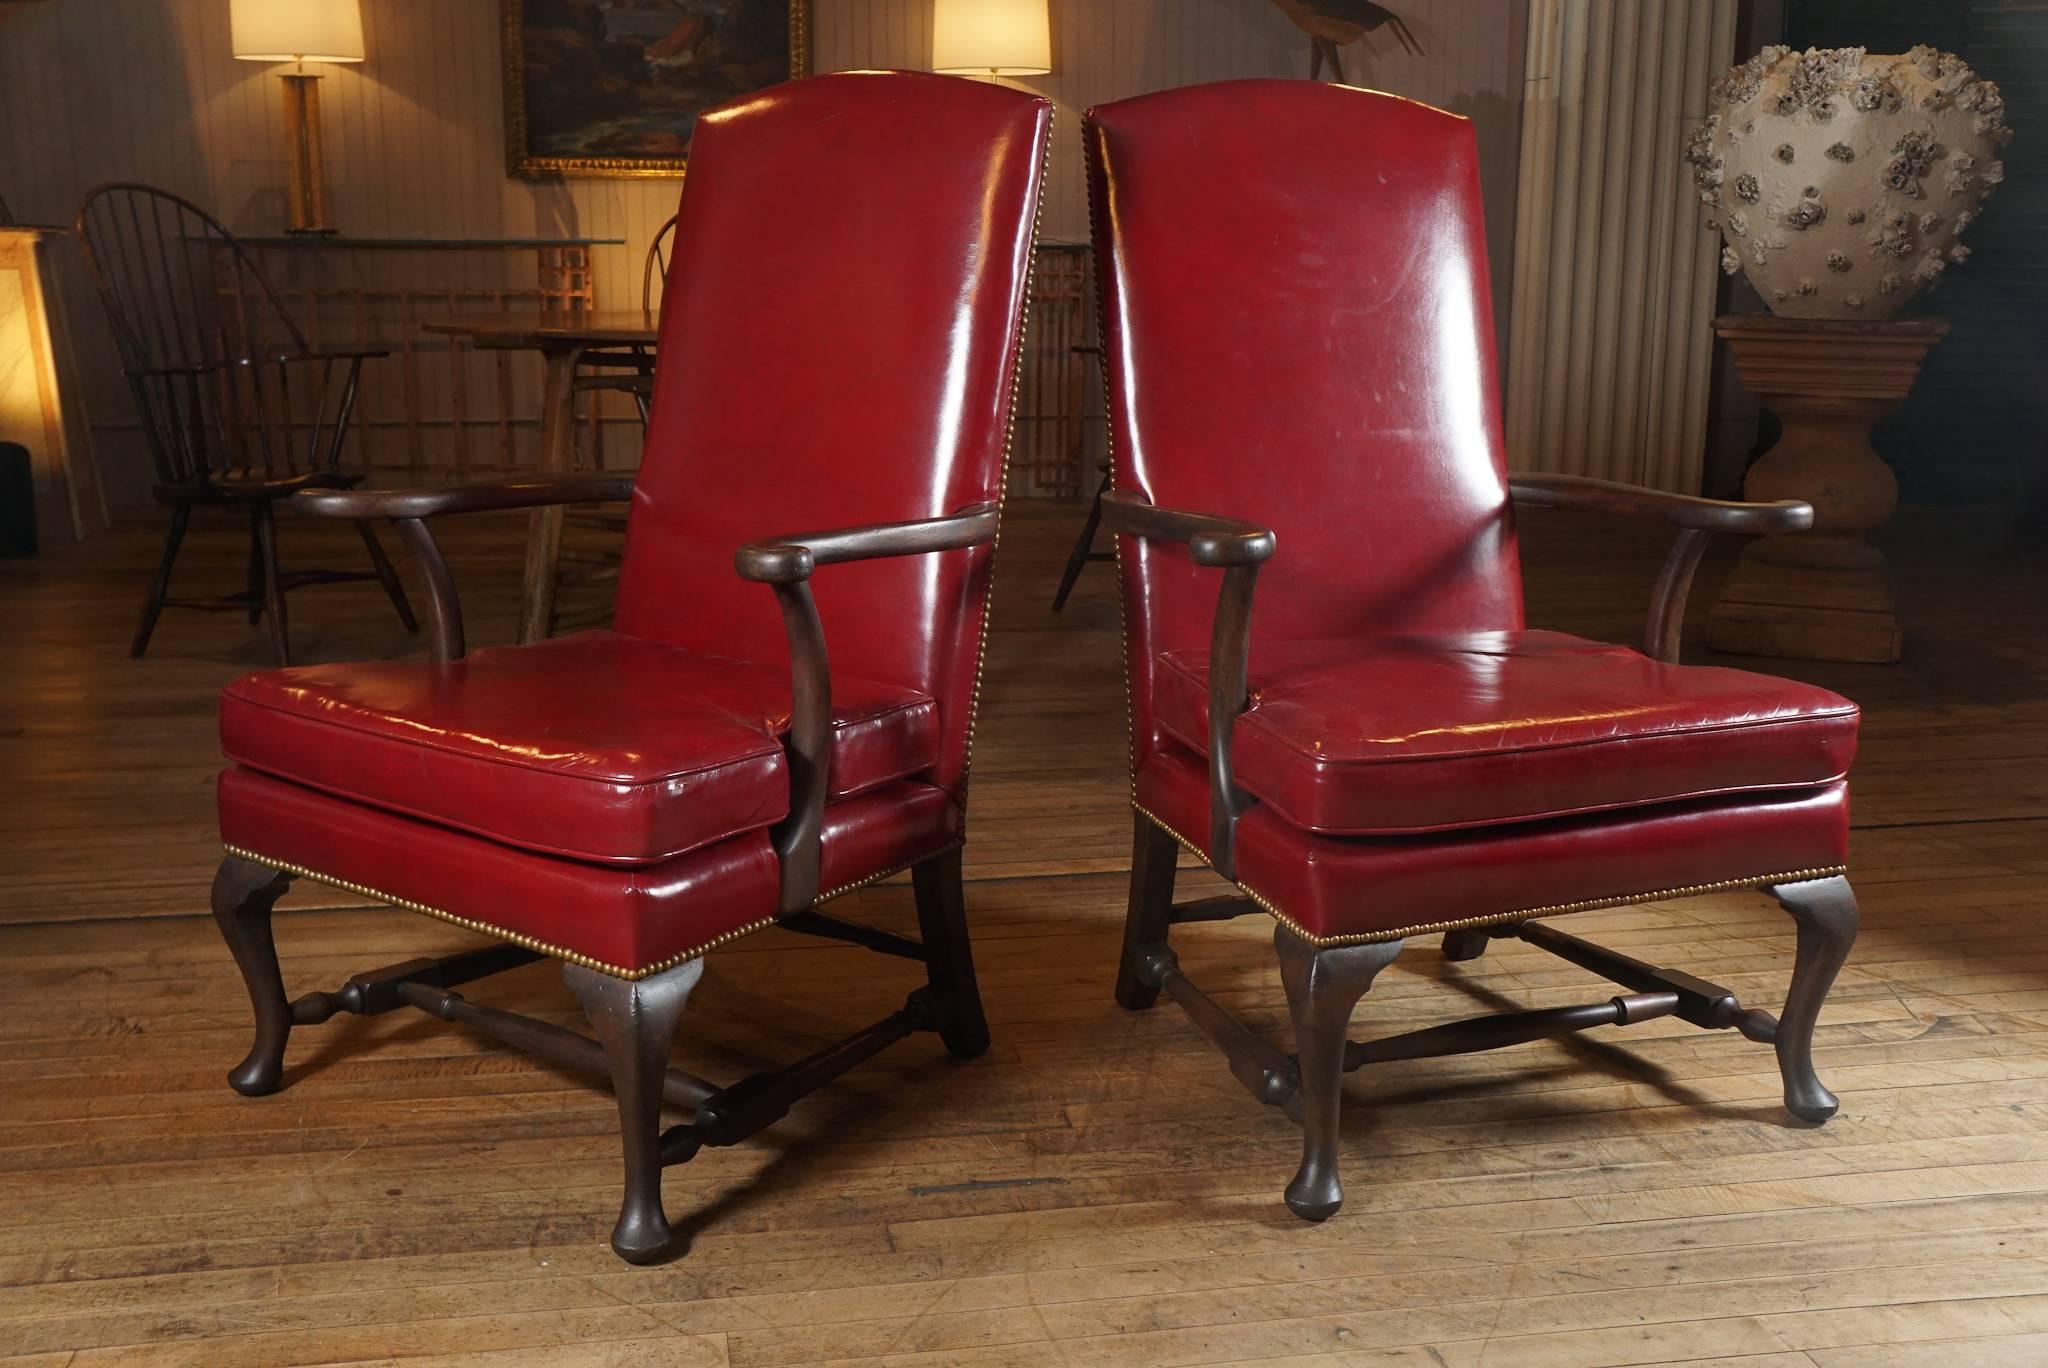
top-left (221, 838), bottom-right (963, 980)
top-left (1128, 799), bottom-right (1847, 948)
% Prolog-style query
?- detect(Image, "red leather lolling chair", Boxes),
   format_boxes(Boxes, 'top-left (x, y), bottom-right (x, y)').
top-left (1087, 82), bottom-right (1860, 1221)
top-left (208, 73), bottom-right (1052, 1263)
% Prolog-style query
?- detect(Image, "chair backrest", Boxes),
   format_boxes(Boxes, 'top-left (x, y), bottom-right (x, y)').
top-left (640, 214), bottom-right (678, 312)
top-left (74, 183), bottom-right (324, 485)
top-left (1086, 80), bottom-right (1524, 771)
top-left (615, 72), bottom-right (1052, 801)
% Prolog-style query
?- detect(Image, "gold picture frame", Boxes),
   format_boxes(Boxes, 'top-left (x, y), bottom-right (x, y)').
top-left (502, 0), bottom-right (812, 179)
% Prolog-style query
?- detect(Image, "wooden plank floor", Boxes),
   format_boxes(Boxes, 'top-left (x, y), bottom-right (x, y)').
top-left (1, 499), bottom-right (2046, 1366)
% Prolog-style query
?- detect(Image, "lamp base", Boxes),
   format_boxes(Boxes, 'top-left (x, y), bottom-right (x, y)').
top-left (280, 72), bottom-right (331, 235)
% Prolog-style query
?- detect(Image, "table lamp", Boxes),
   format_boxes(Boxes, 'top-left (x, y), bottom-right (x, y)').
top-left (231, 0), bottom-right (365, 234)
top-left (932, 0), bottom-right (1052, 77)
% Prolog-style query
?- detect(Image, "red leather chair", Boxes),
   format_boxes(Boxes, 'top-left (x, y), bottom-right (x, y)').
top-left (208, 73), bottom-right (1052, 1263)
top-left (1087, 82), bottom-right (1860, 1221)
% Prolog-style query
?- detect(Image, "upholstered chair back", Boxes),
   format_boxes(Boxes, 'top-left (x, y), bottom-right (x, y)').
top-left (1086, 80), bottom-right (1523, 770)
top-left (617, 72), bottom-right (1052, 798)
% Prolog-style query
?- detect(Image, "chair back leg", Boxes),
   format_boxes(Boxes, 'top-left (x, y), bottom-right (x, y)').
top-left (1768, 875), bottom-right (1859, 1122)
top-left (1117, 813), bottom-right (1180, 1010)
top-left (1275, 927), bottom-right (1403, 1221)
top-left (211, 855), bottom-right (298, 1096)
top-left (131, 503), bottom-right (192, 657)
top-left (911, 846), bottom-right (991, 1059)
top-left (565, 958), bottom-right (705, 1264)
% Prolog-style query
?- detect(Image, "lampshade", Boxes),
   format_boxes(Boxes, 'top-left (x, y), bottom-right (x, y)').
top-left (932, 0), bottom-right (1051, 76)
top-left (231, 0), bottom-right (365, 63)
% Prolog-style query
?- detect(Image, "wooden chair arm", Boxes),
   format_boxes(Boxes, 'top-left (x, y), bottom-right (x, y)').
top-left (732, 503), bottom-right (1002, 915)
top-left (1099, 488), bottom-right (1276, 566)
top-left (295, 475), bottom-right (635, 663)
top-left (1098, 490), bottom-right (1273, 881)
top-left (295, 475), bottom-right (635, 521)
top-left (1509, 474), bottom-right (1813, 664)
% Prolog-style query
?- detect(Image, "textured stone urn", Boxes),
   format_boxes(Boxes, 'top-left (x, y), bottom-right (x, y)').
top-left (1687, 46), bottom-right (2012, 319)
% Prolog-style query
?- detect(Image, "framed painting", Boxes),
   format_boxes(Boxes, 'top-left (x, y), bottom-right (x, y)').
top-left (502, 0), bottom-right (811, 179)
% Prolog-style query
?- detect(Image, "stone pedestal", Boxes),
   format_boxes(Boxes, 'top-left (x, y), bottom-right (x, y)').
top-left (1708, 314), bottom-right (1948, 664)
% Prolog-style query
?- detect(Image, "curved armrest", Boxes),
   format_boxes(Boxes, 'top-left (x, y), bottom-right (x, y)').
top-left (736, 502), bottom-right (1003, 913)
top-left (1509, 473), bottom-right (1813, 664)
top-left (736, 503), bottom-right (1001, 584)
top-left (1509, 473), bottom-right (1810, 534)
top-left (296, 474), bottom-right (634, 521)
top-left (296, 475), bottom-right (635, 662)
top-left (1100, 488), bottom-right (1276, 566)
top-left (1098, 490), bottom-right (1276, 881)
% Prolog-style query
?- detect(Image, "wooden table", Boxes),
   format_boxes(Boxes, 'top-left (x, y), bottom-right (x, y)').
top-left (424, 309), bottom-right (658, 642)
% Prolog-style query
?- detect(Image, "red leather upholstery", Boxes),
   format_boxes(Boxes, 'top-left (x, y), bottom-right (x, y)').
top-left (1137, 746), bottom-right (1850, 942)
top-left (617, 72), bottom-right (1052, 801)
top-left (222, 631), bottom-right (940, 865)
top-left (217, 74), bottom-right (1052, 972)
top-left (219, 767), bottom-right (959, 975)
top-left (1087, 82), bottom-right (1523, 775)
top-left (1154, 631), bottom-right (1858, 835)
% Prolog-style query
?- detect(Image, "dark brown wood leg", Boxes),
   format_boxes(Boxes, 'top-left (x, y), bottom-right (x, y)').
top-left (565, 957), bottom-right (704, 1264)
top-left (1768, 875), bottom-right (1859, 1123)
top-left (245, 512), bottom-right (265, 624)
top-left (355, 519), bottom-right (419, 633)
top-left (1117, 812), bottom-right (1180, 1010)
top-left (252, 501), bottom-right (290, 666)
top-left (1050, 474), bottom-right (1108, 611)
top-left (1275, 926), bottom-right (1402, 1221)
top-left (131, 502), bottom-right (191, 658)
top-left (911, 846), bottom-right (990, 1059)
top-left (1441, 929), bottom-right (1490, 961)
top-left (211, 854), bottom-right (298, 1097)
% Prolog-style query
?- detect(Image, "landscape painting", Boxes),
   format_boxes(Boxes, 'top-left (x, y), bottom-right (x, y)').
top-left (503, 0), bottom-right (809, 177)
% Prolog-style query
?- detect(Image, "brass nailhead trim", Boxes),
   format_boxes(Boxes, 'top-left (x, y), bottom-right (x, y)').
top-left (1128, 802), bottom-right (1847, 948)
top-left (222, 839), bottom-right (961, 981)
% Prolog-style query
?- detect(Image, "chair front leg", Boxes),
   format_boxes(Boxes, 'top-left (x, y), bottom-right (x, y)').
top-left (912, 846), bottom-right (990, 1059)
top-left (1116, 812), bottom-right (1180, 1010)
top-left (251, 501), bottom-right (290, 666)
top-left (211, 854), bottom-right (298, 1096)
top-left (1767, 875), bottom-right (1859, 1123)
top-left (565, 958), bottom-right (704, 1264)
top-left (1441, 929), bottom-right (1490, 962)
top-left (354, 519), bottom-right (420, 633)
top-left (1275, 927), bottom-right (1403, 1220)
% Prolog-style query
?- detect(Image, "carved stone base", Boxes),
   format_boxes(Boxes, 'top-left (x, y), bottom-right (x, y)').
top-left (1707, 314), bottom-right (1946, 664)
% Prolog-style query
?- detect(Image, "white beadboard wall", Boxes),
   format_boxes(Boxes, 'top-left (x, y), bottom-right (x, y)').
top-left (0, 0), bottom-right (1526, 508)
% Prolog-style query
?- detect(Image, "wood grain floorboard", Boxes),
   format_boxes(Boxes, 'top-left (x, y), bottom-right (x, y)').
top-left (0, 500), bottom-right (2043, 1365)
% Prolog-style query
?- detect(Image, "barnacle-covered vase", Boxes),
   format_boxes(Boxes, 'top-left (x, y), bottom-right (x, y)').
top-left (1686, 45), bottom-right (2013, 319)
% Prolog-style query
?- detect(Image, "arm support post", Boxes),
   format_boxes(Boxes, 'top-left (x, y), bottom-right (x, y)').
top-left (1100, 489), bottom-right (1276, 879)
top-left (735, 503), bottom-right (1002, 913)
top-left (1509, 473), bottom-right (1811, 663)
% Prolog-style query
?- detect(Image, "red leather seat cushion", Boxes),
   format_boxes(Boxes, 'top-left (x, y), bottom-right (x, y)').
top-left (1155, 631), bottom-right (1858, 835)
top-left (217, 766), bottom-right (960, 975)
top-left (220, 630), bottom-right (940, 866)
top-left (1136, 746), bottom-right (1849, 942)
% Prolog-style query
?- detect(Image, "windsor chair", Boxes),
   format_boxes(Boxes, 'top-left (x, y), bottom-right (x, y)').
top-left (74, 184), bottom-right (414, 664)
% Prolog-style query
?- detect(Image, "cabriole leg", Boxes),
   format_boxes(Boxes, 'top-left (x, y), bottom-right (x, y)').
top-left (1117, 813), bottom-right (1180, 1010)
top-left (912, 846), bottom-right (990, 1059)
top-left (1768, 875), bottom-right (1859, 1123)
top-left (1441, 928), bottom-right (1490, 961)
top-left (565, 957), bottom-right (704, 1264)
top-left (1275, 926), bottom-right (1403, 1221)
top-left (211, 854), bottom-right (298, 1096)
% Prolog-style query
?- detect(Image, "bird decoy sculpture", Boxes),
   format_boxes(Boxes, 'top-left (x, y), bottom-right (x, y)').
top-left (1268, 0), bottom-right (1424, 82)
